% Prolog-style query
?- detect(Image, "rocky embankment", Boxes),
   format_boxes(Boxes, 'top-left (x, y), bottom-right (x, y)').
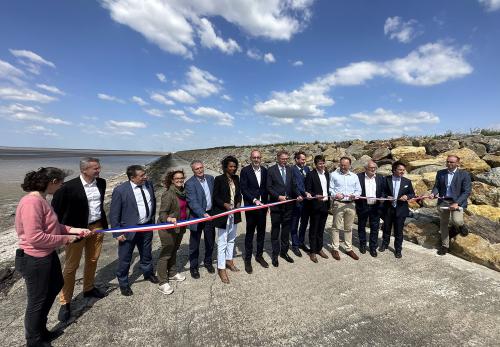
top-left (176, 134), bottom-right (500, 271)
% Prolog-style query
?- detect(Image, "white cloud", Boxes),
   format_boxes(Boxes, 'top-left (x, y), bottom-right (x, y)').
top-left (183, 66), bottom-right (222, 97)
top-left (350, 108), bottom-right (439, 126)
top-left (36, 84), bottom-right (65, 95)
top-left (0, 87), bottom-right (57, 103)
top-left (107, 120), bottom-right (147, 128)
top-left (23, 125), bottom-right (58, 137)
top-left (384, 16), bottom-right (423, 43)
top-left (247, 49), bottom-right (261, 60)
top-left (144, 108), bottom-right (164, 117)
top-left (156, 73), bottom-right (167, 83)
top-left (478, 0), bottom-right (500, 11)
top-left (198, 18), bottom-right (241, 54)
top-left (163, 128), bottom-right (194, 141)
top-left (299, 116), bottom-right (348, 132)
top-left (9, 49), bottom-right (56, 74)
top-left (150, 92), bottom-right (174, 105)
top-left (0, 59), bottom-right (25, 84)
top-left (167, 89), bottom-right (197, 104)
top-left (264, 53), bottom-right (276, 63)
top-left (0, 103), bottom-right (70, 125)
top-left (254, 42), bottom-right (472, 119)
top-left (98, 93), bottom-right (125, 103)
top-left (221, 94), bottom-right (232, 101)
top-left (168, 109), bottom-right (199, 123)
top-left (246, 132), bottom-right (284, 145)
top-left (101, 0), bottom-right (313, 58)
top-left (292, 60), bottom-right (303, 66)
top-left (189, 106), bottom-right (234, 126)
top-left (131, 96), bottom-right (148, 106)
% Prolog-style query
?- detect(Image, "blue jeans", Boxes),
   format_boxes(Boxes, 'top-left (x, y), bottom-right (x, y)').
top-left (216, 215), bottom-right (237, 269)
top-left (290, 202), bottom-right (309, 248)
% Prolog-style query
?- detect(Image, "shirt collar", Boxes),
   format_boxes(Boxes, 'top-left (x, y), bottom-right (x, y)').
top-left (130, 181), bottom-right (140, 189)
top-left (80, 175), bottom-right (96, 187)
top-left (252, 165), bottom-right (261, 172)
top-left (448, 168), bottom-right (458, 174)
top-left (337, 168), bottom-right (352, 175)
top-left (364, 173), bottom-right (376, 179)
top-left (392, 175), bottom-right (401, 181)
top-left (197, 176), bottom-right (206, 182)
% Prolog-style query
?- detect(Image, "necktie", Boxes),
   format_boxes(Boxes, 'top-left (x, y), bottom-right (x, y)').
top-left (139, 185), bottom-right (150, 219)
top-left (392, 179), bottom-right (399, 208)
top-left (300, 168), bottom-right (304, 176)
top-left (280, 166), bottom-right (286, 184)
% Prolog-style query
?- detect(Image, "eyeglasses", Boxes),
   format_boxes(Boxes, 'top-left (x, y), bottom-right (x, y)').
top-left (251, 156), bottom-right (261, 159)
top-left (446, 161), bottom-right (457, 164)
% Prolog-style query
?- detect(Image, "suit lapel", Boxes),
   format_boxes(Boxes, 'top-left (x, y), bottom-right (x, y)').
top-left (126, 182), bottom-right (140, 215)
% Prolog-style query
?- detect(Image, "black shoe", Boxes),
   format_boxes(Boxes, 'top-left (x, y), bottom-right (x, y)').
top-left (27, 340), bottom-right (52, 347)
top-left (57, 303), bottom-right (70, 322)
top-left (459, 225), bottom-right (469, 237)
top-left (272, 257), bottom-right (279, 267)
top-left (190, 268), bottom-right (200, 279)
top-left (437, 246), bottom-right (449, 256)
top-left (41, 328), bottom-right (64, 342)
top-left (119, 286), bottom-right (133, 296)
top-left (369, 249), bottom-right (378, 257)
top-left (291, 247), bottom-right (302, 257)
top-left (280, 253), bottom-right (294, 263)
top-left (359, 244), bottom-right (367, 254)
top-left (379, 244), bottom-right (388, 252)
top-left (83, 287), bottom-right (106, 299)
top-left (145, 274), bottom-right (159, 284)
top-left (244, 261), bottom-right (253, 274)
top-left (299, 244), bottom-right (311, 253)
top-left (204, 263), bottom-right (216, 274)
top-left (395, 251), bottom-right (402, 259)
top-left (255, 256), bottom-right (269, 268)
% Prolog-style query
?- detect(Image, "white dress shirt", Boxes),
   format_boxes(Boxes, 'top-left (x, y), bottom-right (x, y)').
top-left (130, 181), bottom-right (152, 224)
top-left (446, 168), bottom-right (457, 197)
top-left (253, 165), bottom-right (262, 203)
top-left (318, 170), bottom-right (328, 201)
top-left (198, 176), bottom-right (212, 211)
top-left (364, 174), bottom-right (377, 205)
top-left (80, 175), bottom-right (102, 223)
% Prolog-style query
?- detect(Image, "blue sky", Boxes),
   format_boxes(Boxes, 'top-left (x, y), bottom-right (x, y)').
top-left (0, 0), bottom-right (499, 151)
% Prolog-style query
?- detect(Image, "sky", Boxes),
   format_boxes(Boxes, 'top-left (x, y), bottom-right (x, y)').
top-left (0, 0), bottom-right (499, 152)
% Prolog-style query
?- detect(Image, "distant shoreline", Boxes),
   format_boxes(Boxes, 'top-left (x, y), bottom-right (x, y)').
top-left (0, 146), bottom-right (168, 159)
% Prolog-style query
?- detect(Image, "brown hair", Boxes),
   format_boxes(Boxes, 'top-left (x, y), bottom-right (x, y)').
top-left (21, 167), bottom-right (68, 192)
top-left (163, 170), bottom-right (185, 190)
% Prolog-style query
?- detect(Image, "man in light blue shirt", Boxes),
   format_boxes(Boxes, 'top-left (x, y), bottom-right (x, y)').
top-left (328, 157), bottom-right (362, 261)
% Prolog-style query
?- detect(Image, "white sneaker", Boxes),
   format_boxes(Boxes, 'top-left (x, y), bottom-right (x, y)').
top-left (168, 273), bottom-right (186, 282)
top-left (158, 282), bottom-right (174, 295)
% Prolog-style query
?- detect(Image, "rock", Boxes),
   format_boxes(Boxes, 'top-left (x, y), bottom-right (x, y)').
top-left (422, 198), bottom-right (438, 207)
top-left (483, 154), bottom-right (500, 168)
top-left (407, 158), bottom-right (444, 171)
top-left (470, 182), bottom-right (500, 207)
top-left (425, 139), bottom-right (460, 156)
top-left (437, 148), bottom-right (490, 174)
top-left (377, 164), bottom-right (392, 176)
top-left (322, 147), bottom-right (346, 162)
top-left (391, 138), bottom-right (413, 147)
top-left (450, 234), bottom-right (500, 272)
top-left (345, 141), bottom-right (369, 159)
top-left (468, 143), bottom-right (488, 157)
top-left (403, 173), bottom-right (428, 196)
top-left (410, 165), bottom-right (445, 174)
top-left (466, 205), bottom-right (500, 222)
top-left (404, 219), bottom-right (440, 248)
top-left (473, 167), bottom-right (500, 187)
top-left (464, 214), bottom-right (500, 244)
top-left (391, 146), bottom-right (427, 163)
top-left (421, 172), bottom-right (437, 189)
top-left (351, 155), bottom-right (372, 173)
top-left (375, 158), bottom-right (394, 166)
top-left (371, 147), bottom-right (391, 161)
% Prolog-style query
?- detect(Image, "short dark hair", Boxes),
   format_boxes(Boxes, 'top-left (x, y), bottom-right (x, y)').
top-left (314, 155), bottom-right (326, 165)
top-left (221, 155), bottom-right (239, 172)
top-left (21, 167), bottom-right (68, 192)
top-left (276, 150), bottom-right (289, 158)
top-left (163, 170), bottom-right (185, 190)
top-left (392, 161), bottom-right (406, 172)
top-left (294, 151), bottom-right (306, 160)
top-left (339, 156), bottom-right (351, 164)
top-left (126, 165), bottom-right (145, 180)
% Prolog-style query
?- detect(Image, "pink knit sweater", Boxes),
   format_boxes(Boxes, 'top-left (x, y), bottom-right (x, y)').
top-left (15, 194), bottom-right (72, 257)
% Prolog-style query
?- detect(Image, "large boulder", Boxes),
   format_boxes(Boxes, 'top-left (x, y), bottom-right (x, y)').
top-left (377, 164), bottom-right (392, 176)
top-left (391, 138), bottom-right (414, 147)
top-left (421, 172), bottom-right (437, 189)
top-left (450, 234), bottom-right (500, 272)
top-left (391, 146), bottom-right (427, 163)
top-left (371, 147), bottom-right (391, 161)
top-left (351, 155), bottom-right (372, 173)
top-left (322, 147), bottom-right (346, 162)
top-left (410, 164), bottom-right (445, 174)
top-left (407, 158), bottom-right (444, 171)
top-left (470, 182), bottom-right (500, 207)
top-left (464, 213), bottom-right (500, 244)
top-left (404, 219), bottom-right (440, 248)
top-left (437, 148), bottom-right (490, 174)
top-left (345, 141), bottom-right (369, 159)
top-left (474, 167), bottom-right (500, 187)
top-left (466, 204), bottom-right (500, 222)
top-left (482, 154), bottom-right (500, 168)
top-left (425, 139), bottom-right (460, 156)
top-left (404, 173), bottom-right (428, 196)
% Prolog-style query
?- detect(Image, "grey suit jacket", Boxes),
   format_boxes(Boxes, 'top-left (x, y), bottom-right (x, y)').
top-left (431, 169), bottom-right (471, 207)
top-left (109, 180), bottom-right (156, 240)
top-left (184, 174), bottom-right (214, 231)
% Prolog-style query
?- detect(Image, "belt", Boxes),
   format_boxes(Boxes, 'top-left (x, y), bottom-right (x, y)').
top-left (88, 219), bottom-right (102, 227)
top-left (337, 200), bottom-right (353, 204)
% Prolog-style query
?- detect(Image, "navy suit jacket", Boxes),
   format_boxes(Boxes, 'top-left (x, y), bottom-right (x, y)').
top-left (355, 173), bottom-right (386, 213)
top-left (266, 164), bottom-right (300, 211)
top-left (240, 165), bottom-right (268, 206)
top-left (109, 180), bottom-right (156, 240)
top-left (292, 165), bottom-right (310, 197)
top-left (185, 174), bottom-right (215, 231)
top-left (382, 176), bottom-right (415, 218)
top-left (431, 169), bottom-right (471, 207)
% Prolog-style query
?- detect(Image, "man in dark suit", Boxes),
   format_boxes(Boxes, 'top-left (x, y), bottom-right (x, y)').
top-left (429, 155), bottom-right (471, 255)
top-left (184, 160), bottom-right (216, 279)
top-left (379, 161), bottom-right (415, 258)
top-left (110, 165), bottom-right (158, 296)
top-left (290, 151), bottom-right (311, 257)
top-left (304, 155), bottom-right (330, 263)
top-left (266, 150), bottom-right (303, 267)
top-left (52, 157), bottom-right (108, 321)
top-left (355, 160), bottom-right (385, 258)
top-left (240, 149), bottom-right (269, 274)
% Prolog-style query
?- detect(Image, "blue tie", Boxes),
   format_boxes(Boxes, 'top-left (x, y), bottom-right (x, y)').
top-left (280, 166), bottom-right (286, 184)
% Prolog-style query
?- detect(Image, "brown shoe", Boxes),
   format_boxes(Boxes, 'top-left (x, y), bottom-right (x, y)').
top-left (346, 250), bottom-right (359, 260)
top-left (309, 253), bottom-right (318, 263)
top-left (226, 260), bottom-right (240, 272)
top-left (331, 250), bottom-right (341, 261)
top-left (318, 250), bottom-right (329, 259)
top-left (218, 269), bottom-right (229, 284)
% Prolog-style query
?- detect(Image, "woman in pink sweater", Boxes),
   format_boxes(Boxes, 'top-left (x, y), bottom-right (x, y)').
top-left (15, 167), bottom-right (90, 347)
